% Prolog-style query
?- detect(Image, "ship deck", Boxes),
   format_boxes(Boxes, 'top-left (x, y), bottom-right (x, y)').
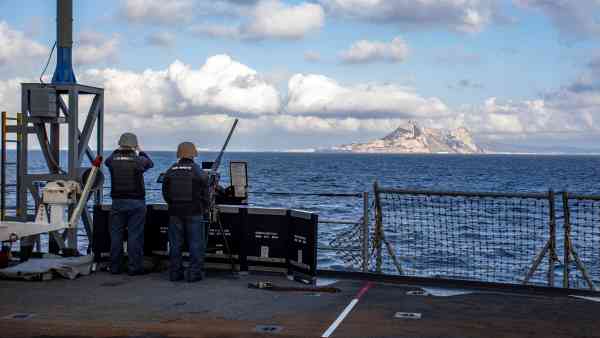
top-left (0, 270), bottom-right (599, 338)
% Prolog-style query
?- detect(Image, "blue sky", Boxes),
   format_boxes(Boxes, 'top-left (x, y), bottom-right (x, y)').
top-left (1, 0), bottom-right (599, 151)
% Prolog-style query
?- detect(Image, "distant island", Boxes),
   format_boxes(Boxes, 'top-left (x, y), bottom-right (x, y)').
top-left (327, 121), bottom-right (485, 154)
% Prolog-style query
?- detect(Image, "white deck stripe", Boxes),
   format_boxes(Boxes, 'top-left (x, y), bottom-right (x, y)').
top-left (321, 298), bottom-right (359, 338)
top-left (321, 282), bottom-right (373, 338)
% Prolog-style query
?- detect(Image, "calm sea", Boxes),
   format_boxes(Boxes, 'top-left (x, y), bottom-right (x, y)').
top-left (6, 151), bottom-right (600, 272)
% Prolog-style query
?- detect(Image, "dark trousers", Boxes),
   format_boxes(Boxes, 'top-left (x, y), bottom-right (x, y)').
top-left (168, 215), bottom-right (206, 281)
top-left (110, 199), bottom-right (146, 274)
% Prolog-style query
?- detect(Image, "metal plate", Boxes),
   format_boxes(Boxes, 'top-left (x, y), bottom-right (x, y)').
top-left (2, 313), bottom-right (35, 320)
top-left (255, 325), bottom-right (283, 333)
top-left (394, 312), bottom-right (422, 319)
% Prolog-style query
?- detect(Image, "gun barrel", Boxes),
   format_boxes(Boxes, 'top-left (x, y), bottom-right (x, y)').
top-left (210, 118), bottom-right (239, 174)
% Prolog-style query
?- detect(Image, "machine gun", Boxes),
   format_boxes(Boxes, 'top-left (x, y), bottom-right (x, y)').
top-left (207, 119), bottom-right (239, 275)
top-left (208, 118), bottom-right (239, 218)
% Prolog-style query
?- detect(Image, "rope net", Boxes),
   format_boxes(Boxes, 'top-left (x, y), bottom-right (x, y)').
top-left (565, 196), bottom-right (600, 289)
top-left (374, 190), bottom-right (553, 285)
top-left (328, 198), bottom-right (374, 270)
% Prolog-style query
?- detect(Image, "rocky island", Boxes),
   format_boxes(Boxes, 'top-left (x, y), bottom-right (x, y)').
top-left (330, 121), bottom-right (484, 154)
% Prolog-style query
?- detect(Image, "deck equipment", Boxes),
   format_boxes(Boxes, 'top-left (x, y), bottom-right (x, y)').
top-left (1, 0), bottom-right (104, 254)
top-left (0, 156), bottom-right (102, 243)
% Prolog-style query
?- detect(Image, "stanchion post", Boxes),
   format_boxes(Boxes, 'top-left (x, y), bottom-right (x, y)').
top-left (1, 111), bottom-right (6, 221)
top-left (373, 181), bottom-right (383, 274)
top-left (548, 190), bottom-right (556, 287)
top-left (562, 191), bottom-right (570, 289)
top-left (362, 191), bottom-right (369, 272)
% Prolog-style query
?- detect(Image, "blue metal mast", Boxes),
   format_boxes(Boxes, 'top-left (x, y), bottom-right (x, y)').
top-left (51, 0), bottom-right (76, 84)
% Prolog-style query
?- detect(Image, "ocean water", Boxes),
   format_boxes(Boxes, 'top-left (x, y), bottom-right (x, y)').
top-left (4, 151), bottom-right (600, 277)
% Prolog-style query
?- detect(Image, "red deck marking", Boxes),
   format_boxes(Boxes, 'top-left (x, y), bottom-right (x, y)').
top-left (321, 282), bottom-right (374, 338)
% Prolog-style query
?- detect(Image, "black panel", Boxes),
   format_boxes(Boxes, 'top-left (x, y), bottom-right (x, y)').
top-left (92, 204), bottom-right (111, 262)
top-left (145, 204), bottom-right (170, 255)
top-left (243, 208), bottom-right (289, 273)
top-left (287, 210), bottom-right (318, 281)
top-left (206, 205), bottom-right (246, 270)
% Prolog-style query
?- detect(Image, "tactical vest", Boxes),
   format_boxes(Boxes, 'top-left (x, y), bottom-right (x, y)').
top-left (109, 150), bottom-right (145, 199)
top-left (166, 162), bottom-right (195, 203)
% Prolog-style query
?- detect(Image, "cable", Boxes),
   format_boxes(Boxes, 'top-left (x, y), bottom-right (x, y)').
top-left (40, 41), bottom-right (57, 84)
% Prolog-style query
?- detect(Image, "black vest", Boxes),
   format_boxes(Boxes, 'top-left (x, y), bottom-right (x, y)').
top-left (166, 161), bottom-right (195, 203)
top-left (164, 159), bottom-right (208, 215)
top-left (109, 149), bottom-right (145, 200)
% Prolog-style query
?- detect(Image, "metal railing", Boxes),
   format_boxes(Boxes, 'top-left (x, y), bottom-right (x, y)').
top-left (373, 183), bottom-right (599, 291)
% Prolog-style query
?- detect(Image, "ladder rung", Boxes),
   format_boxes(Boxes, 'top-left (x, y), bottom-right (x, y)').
top-left (5, 140), bottom-right (18, 143)
top-left (3, 162), bottom-right (16, 165)
top-left (5, 117), bottom-right (18, 121)
top-left (3, 184), bottom-right (16, 187)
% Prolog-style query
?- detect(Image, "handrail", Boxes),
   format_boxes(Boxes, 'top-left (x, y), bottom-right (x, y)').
top-left (319, 219), bottom-right (360, 225)
top-left (376, 187), bottom-right (550, 199)
top-left (564, 193), bottom-right (600, 201)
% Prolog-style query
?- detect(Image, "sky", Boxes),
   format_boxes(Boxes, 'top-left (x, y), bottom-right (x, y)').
top-left (0, 0), bottom-right (600, 152)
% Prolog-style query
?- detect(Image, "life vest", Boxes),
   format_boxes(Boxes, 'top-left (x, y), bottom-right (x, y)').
top-left (109, 149), bottom-right (145, 199)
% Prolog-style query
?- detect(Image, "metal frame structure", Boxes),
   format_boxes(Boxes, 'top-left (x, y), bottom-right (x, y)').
top-left (13, 83), bottom-right (104, 251)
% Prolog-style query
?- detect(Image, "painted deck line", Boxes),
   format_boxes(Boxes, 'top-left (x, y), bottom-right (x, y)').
top-left (321, 282), bottom-right (373, 338)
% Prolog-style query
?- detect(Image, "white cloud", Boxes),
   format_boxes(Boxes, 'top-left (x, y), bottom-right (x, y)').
top-left (190, 0), bottom-right (325, 40)
top-left (242, 0), bottom-right (325, 39)
top-left (340, 36), bottom-right (409, 64)
top-left (75, 31), bottom-right (120, 66)
top-left (0, 21), bottom-right (47, 67)
top-left (80, 54), bottom-right (281, 117)
top-left (122, 0), bottom-right (195, 24)
top-left (0, 78), bottom-right (22, 113)
top-left (146, 31), bottom-right (176, 47)
top-left (125, 0), bottom-right (323, 40)
top-left (286, 73), bottom-right (449, 118)
top-left (515, 0), bottom-right (600, 40)
top-left (319, 0), bottom-right (498, 33)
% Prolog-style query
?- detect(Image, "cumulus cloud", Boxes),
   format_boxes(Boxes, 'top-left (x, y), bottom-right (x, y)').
top-left (340, 36), bottom-right (409, 64)
top-left (0, 21), bottom-right (47, 67)
top-left (285, 73), bottom-right (449, 118)
top-left (453, 76), bottom-right (600, 139)
top-left (126, 0), bottom-right (323, 40)
top-left (80, 54), bottom-right (281, 117)
top-left (192, 0), bottom-right (325, 40)
top-left (0, 78), bottom-right (21, 113)
top-left (319, 0), bottom-right (498, 33)
top-left (146, 31), bottom-right (176, 47)
top-left (75, 31), bottom-right (120, 66)
top-left (515, 0), bottom-right (600, 40)
top-left (241, 0), bottom-right (325, 39)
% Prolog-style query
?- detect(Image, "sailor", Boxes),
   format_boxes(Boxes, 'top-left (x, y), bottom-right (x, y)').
top-left (105, 132), bottom-right (154, 275)
top-left (161, 142), bottom-right (210, 282)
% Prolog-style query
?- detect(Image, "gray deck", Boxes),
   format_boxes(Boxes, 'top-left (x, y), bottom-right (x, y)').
top-left (0, 270), bottom-right (599, 338)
